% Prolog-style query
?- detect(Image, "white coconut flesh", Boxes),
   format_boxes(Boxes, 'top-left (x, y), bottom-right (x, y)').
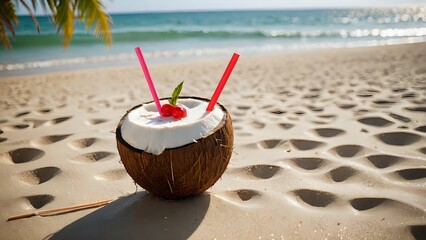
top-left (120, 98), bottom-right (225, 155)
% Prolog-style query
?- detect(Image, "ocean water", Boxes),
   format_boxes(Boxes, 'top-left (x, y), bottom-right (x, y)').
top-left (1, 7), bottom-right (425, 76)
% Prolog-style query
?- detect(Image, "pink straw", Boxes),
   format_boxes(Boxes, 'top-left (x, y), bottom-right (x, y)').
top-left (206, 53), bottom-right (240, 112)
top-left (134, 47), bottom-right (162, 113)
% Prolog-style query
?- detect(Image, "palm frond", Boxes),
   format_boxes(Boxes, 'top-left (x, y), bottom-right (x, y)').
top-left (38, 0), bottom-right (56, 22)
top-left (0, 21), bottom-right (12, 48)
top-left (0, 0), bottom-right (18, 48)
top-left (29, 0), bottom-right (36, 10)
top-left (2, 0), bottom-right (113, 49)
top-left (19, 0), bottom-right (40, 32)
top-left (76, 0), bottom-right (112, 46)
top-left (38, 0), bottom-right (55, 13)
top-left (54, 0), bottom-right (74, 47)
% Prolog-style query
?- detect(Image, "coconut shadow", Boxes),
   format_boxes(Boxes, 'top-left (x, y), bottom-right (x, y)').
top-left (50, 192), bottom-right (210, 239)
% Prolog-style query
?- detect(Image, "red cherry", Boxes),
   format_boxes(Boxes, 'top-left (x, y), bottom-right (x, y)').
top-left (180, 107), bottom-right (187, 118)
top-left (172, 105), bottom-right (187, 119)
top-left (160, 104), bottom-right (173, 117)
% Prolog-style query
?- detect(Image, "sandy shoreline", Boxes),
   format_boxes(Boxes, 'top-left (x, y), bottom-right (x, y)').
top-left (1, 43), bottom-right (425, 239)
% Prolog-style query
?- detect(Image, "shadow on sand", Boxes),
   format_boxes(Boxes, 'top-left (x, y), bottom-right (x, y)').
top-left (51, 192), bottom-right (210, 239)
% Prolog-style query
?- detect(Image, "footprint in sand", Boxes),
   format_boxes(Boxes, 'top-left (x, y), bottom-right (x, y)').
top-left (278, 123), bottom-right (294, 130)
top-left (250, 121), bottom-right (265, 129)
top-left (1, 124), bottom-right (31, 131)
top-left (234, 189), bottom-right (261, 202)
top-left (354, 109), bottom-right (373, 116)
top-left (309, 87), bottom-right (321, 92)
top-left (366, 154), bottom-right (403, 169)
top-left (256, 139), bottom-right (289, 150)
top-left (311, 119), bottom-right (331, 125)
top-left (337, 103), bottom-right (357, 109)
top-left (365, 88), bottom-right (380, 93)
top-left (350, 197), bottom-right (422, 213)
top-left (31, 134), bottom-right (72, 146)
top-left (22, 194), bottom-right (55, 209)
top-left (95, 169), bottom-right (128, 181)
top-left (328, 166), bottom-right (358, 182)
top-left (68, 138), bottom-right (100, 150)
top-left (236, 105), bottom-right (251, 111)
top-left (292, 189), bottom-right (337, 208)
top-left (0, 148), bottom-right (45, 164)
top-left (317, 114), bottom-right (336, 120)
top-left (269, 110), bottom-right (286, 115)
top-left (312, 128), bottom-right (345, 138)
top-left (349, 198), bottom-right (387, 211)
top-left (395, 168), bottom-right (426, 180)
top-left (392, 87), bottom-right (407, 93)
top-left (293, 110), bottom-right (306, 116)
top-left (405, 107), bottom-right (426, 113)
top-left (70, 151), bottom-right (116, 163)
top-left (236, 132), bottom-right (254, 137)
top-left (331, 145), bottom-right (366, 158)
top-left (290, 157), bottom-right (327, 171)
top-left (35, 108), bottom-right (52, 115)
top-left (357, 92), bottom-right (373, 98)
top-left (290, 139), bottom-right (324, 151)
top-left (232, 164), bottom-right (282, 180)
top-left (85, 119), bottom-right (109, 126)
top-left (357, 117), bottom-right (394, 127)
top-left (410, 225), bottom-right (426, 240)
top-left (303, 93), bottom-right (320, 99)
top-left (375, 132), bottom-right (421, 146)
top-left (0, 130), bottom-right (6, 143)
top-left (306, 105), bottom-right (324, 112)
top-left (68, 138), bottom-right (98, 149)
top-left (261, 104), bottom-right (273, 109)
top-left (219, 189), bottom-right (263, 206)
top-left (372, 100), bottom-right (397, 108)
top-left (15, 111), bottom-right (30, 118)
top-left (46, 116), bottom-right (72, 125)
top-left (402, 92), bottom-right (417, 98)
top-left (24, 118), bottom-right (49, 128)
top-left (414, 125), bottom-right (426, 133)
top-left (18, 167), bottom-right (62, 185)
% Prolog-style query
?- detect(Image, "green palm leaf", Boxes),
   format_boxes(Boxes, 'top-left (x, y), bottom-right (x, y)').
top-left (0, 0), bottom-right (18, 48)
top-left (19, 0), bottom-right (40, 33)
top-left (1, 0), bottom-right (113, 49)
top-left (76, 0), bottom-right (112, 46)
top-left (54, 0), bottom-right (74, 47)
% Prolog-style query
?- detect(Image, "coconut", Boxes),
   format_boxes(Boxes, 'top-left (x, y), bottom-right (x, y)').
top-left (116, 96), bottom-right (233, 199)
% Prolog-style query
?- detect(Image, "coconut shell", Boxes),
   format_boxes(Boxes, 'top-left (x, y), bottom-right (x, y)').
top-left (116, 97), bottom-right (233, 199)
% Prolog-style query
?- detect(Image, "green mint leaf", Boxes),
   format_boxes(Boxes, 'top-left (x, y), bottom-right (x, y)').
top-left (169, 81), bottom-right (184, 106)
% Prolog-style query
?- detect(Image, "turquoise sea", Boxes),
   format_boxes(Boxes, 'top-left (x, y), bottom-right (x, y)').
top-left (1, 7), bottom-right (425, 76)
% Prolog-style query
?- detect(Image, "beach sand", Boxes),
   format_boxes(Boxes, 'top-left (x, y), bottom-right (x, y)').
top-left (0, 43), bottom-right (425, 239)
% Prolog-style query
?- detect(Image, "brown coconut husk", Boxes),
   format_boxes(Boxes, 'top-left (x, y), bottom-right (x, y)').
top-left (116, 96), bottom-right (233, 199)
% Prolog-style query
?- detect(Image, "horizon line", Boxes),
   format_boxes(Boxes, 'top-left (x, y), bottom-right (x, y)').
top-left (17, 4), bottom-right (421, 16)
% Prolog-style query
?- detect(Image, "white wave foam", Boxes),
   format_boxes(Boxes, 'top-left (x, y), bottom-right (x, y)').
top-left (260, 27), bottom-right (426, 38)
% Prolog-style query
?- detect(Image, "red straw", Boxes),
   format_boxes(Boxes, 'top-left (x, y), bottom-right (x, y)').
top-left (206, 53), bottom-right (240, 111)
top-left (134, 47), bottom-right (162, 113)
